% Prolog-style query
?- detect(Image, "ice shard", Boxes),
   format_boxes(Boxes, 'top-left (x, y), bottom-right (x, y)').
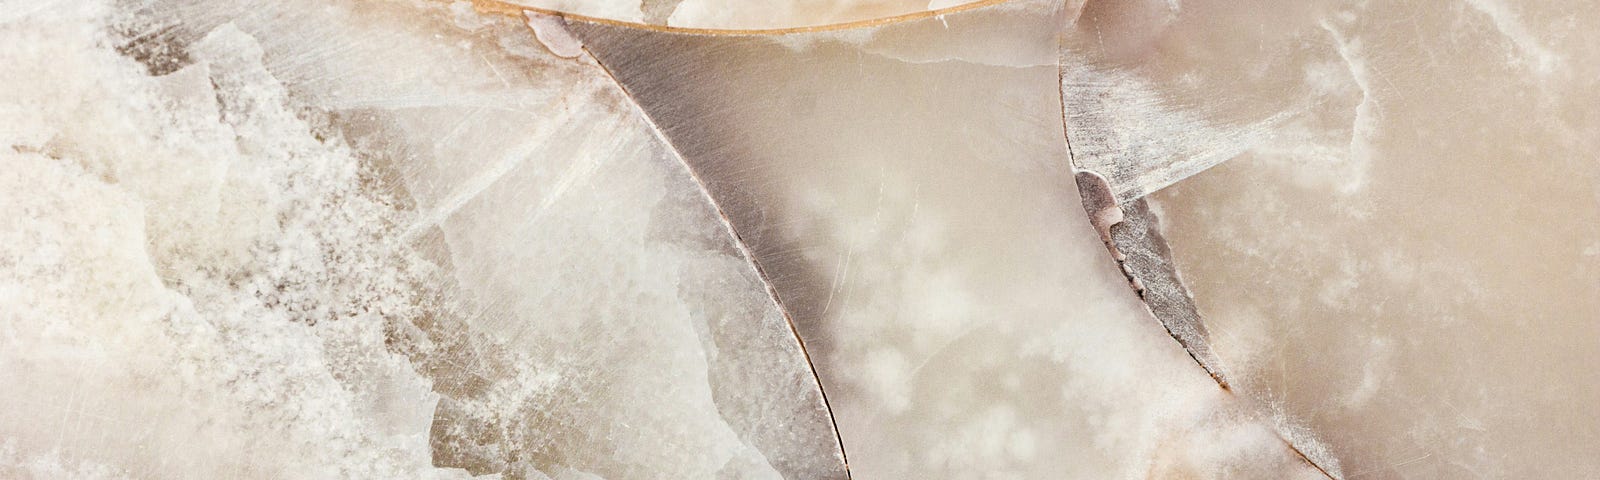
top-left (568, 0), bottom-right (1329, 477)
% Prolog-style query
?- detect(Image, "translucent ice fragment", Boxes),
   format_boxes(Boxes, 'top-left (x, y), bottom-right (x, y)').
top-left (569, 0), bottom-right (1329, 477)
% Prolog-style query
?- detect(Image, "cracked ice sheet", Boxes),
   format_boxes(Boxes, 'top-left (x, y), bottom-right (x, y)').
top-left (1084, 0), bottom-right (1600, 476)
top-left (2, 0), bottom-right (842, 479)
top-left (570, 0), bottom-right (1329, 477)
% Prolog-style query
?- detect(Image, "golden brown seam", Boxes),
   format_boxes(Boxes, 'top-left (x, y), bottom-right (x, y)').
top-left (467, 0), bottom-right (1010, 36)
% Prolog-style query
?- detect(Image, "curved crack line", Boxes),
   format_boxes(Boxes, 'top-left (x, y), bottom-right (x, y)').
top-left (566, 29), bottom-right (854, 480)
top-left (1058, 40), bottom-right (1339, 480)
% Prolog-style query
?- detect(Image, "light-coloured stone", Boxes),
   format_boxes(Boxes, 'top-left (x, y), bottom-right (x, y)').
top-left (8, 0), bottom-right (1594, 477)
top-left (1062, 0), bottom-right (1600, 476)
top-left (2, 0), bottom-right (842, 478)
top-left (572, 1), bottom-right (1328, 477)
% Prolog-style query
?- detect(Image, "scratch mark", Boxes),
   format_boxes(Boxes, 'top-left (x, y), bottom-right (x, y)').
top-left (404, 107), bottom-right (576, 239)
top-left (480, 52), bottom-right (512, 88)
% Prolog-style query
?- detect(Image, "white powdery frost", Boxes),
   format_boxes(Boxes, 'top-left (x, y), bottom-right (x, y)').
top-left (0, 2), bottom-right (464, 478)
top-left (1, 0), bottom-right (844, 478)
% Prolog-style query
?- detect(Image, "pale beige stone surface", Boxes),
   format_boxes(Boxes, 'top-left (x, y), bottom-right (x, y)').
top-left (1063, 0), bottom-right (1600, 477)
top-left (5, 0), bottom-right (1596, 478)
top-left (573, 1), bottom-right (1329, 477)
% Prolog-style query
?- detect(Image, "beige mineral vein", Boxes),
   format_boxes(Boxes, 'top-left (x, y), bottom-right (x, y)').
top-left (467, 0), bottom-right (1009, 35)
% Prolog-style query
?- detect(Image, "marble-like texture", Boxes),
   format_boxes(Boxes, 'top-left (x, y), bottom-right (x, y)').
top-left (571, 1), bottom-right (1328, 477)
top-left (1062, 0), bottom-right (1600, 477)
top-left (3, 0), bottom-right (841, 478)
top-left (3, 0), bottom-right (1597, 478)
top-left (1, 4), bottom-right (471, 477)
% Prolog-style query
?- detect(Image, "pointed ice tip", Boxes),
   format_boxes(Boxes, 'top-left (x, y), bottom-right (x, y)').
top-left (525, 11), bottom-right (585, 59)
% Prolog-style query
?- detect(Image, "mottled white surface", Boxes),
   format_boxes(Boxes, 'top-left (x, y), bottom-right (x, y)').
top-left (1, 0), bottom-right (840, 478)
top-left (1, 3), bottom-right (470, 477)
